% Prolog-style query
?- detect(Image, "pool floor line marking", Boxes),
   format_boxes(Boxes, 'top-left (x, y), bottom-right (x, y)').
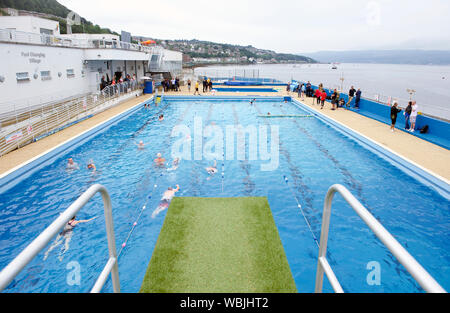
top-left (117, 101), bottom-right (196, 258)
top-left (187, 102), bottom-right (217, 196)
top-left (118, 172), bottom-right (164, 258)
top-left (0, 96), bottom-right (154, 180)
top-left (89, 102), bottom-right (173, 191)
top-left (231, 103), bottom-right (256, 196)
top-left (283, 175), bottom-right (320, 248)
top-left (253, 102), bottom-right (321, 248)
top-left (279, 104), bottom-right (364, 199)
top-left (292, 99), bottom-right (450, 185)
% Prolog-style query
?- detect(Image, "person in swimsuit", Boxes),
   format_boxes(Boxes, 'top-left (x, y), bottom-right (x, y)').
top-left (135, 140), bottom-right (145, 150)
top-left (159, 114), bottom-right (164, 121)
top-left (206, 160), bottom-right (218, 176)
top-left (67, 158), bottom-right (79, 170)
top-left (87, 159), bottom-right (96, 172)
top-left (44, 215), bottom-right (97, 261)
top-left (167, 158), bottom-right (180, 171)
top-left (151, 185), bottom-right (180, 218)
top-left (154, 153), bottom-right (166, 167)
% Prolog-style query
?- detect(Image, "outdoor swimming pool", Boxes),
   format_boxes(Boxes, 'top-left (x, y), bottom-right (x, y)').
top-left (0, 96), bottom-right (449, 293)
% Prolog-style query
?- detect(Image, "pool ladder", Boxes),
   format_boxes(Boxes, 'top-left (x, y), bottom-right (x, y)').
top-left (0, 184), bottom-right (120, 293)
top-left (315, 184), bottom-right (446, 293)
top-left (0, 183), bottom-right (446, 293)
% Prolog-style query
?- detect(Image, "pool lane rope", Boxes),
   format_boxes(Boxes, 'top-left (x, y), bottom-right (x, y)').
top-left (258, 115), bottom-right (314, 118)
top-left (283, 175), bottom-right (320, 249)
top-left (118, 102), bottom-right (195, 258)
top-left (118, 172), bottom-right (165, 258)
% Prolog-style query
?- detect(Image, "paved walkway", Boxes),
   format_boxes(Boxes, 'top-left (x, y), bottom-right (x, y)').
top-left (0, 94), bottom-right (153, 176)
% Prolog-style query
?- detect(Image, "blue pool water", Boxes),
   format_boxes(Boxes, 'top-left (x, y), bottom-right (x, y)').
top-left (0, 97), bottom-right (449, 293)
top-left (213, 87), bottom-right (279, 92)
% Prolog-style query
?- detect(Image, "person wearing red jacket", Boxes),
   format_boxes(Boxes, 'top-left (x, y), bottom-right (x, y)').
top-left (315, 88), bottom-right (322, 105)
top-left (320, 90), bottom-right (327, 109)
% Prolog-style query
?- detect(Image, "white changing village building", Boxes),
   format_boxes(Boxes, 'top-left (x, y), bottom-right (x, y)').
top-left (0, 15), bottom-right (182, 115)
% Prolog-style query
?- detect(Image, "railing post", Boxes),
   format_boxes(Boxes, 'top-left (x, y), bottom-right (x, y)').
top-left (314, 187), bottom-right (335, 293)
top-left (314, 184), bottom-right (446, 293)
top-left (99, 189), bottom-right (120, 293)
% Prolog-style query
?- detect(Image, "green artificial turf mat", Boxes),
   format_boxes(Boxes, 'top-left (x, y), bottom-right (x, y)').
top-left (139, 197), bottom-right (297, 293)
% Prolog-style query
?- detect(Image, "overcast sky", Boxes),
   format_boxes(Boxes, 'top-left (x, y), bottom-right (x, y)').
top-left (57, 0), bottom-right (450, 54)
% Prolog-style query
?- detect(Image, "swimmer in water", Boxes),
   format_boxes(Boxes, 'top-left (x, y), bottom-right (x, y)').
top-left (154, 153), bottom-right (166, 166)
top-left (159, 114), bottom-right (164, 121)
top-left (167, 157), bottom-right (180, 171)
top-left (44, 215), bottom-right (97, 261)
top-left (151, 185), bottom-right (180, 218)
top-left (267, 112), bottom-right (271, 116)
top-left (87, 159), bottom-right (96, 172)
top-left (206, 160), bottom-right (218, 175)
top-left (250, 98), bottom-right (256, 105)
top-left (66, 158), bottom-right (79, 170)
top-left (135, 140), bottom-right (145, 150)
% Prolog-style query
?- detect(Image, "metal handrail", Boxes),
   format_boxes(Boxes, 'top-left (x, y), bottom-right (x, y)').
top-left (0, 184), bottom-right (120, 293)
top-left (315, 184), bottom-right (446, 293)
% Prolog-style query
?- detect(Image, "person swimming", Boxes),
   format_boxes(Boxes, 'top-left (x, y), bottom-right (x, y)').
top-left (250, 98), bottom-right (256, 105)
top-left (135, 140), bottom-right (145, 150)
top-left (151, 185), bottom-right (180, 218)
top-left (44, 215), bottom-right (97, 261)
top-left (167, 157), bottom-right (180, 171)
top-left (154, 153), bottom-right (166, 166)
top-left (66, 158), bottom-right (79, 170)
top-left (206, 160), bottom-right (218, 175)
top-left (159, 114), bottom-right (164, 121)
top-left (87, 159), bottom-right (96, 172)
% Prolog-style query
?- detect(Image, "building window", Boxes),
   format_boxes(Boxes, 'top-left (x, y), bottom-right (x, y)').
top-left (66, 69), bottom-right (75, 78)
top-left (41, 71), bottom-right (51, 81)
top-left (16, 72), bottom-right (30, 82)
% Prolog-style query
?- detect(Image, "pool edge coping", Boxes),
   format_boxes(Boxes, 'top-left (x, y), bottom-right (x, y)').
top-left (0, 96), bottom-right (152, 193)
top-left (291, 99), bottom-right (450, 200)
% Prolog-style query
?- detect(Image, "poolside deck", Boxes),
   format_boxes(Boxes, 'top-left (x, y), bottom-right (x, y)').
top-left (0, 85), bottom-right (449, 182)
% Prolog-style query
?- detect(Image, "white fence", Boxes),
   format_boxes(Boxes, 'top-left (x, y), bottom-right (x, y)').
top-left (0, 28), bottom-right (158, 54)
top-left (0, 81), bottom-right (142, 157)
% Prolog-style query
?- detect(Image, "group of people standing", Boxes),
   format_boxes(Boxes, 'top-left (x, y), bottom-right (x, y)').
top-left (162, 77), bottom-right (181, 92)
top-left (293, 82), bottom-right (362, 110)
top-left (390, 100), bottom-right (419, 132)
top-left (100, 73), bottom-right (136, 91)
top-left (293, 81), bottom-right (421, 133)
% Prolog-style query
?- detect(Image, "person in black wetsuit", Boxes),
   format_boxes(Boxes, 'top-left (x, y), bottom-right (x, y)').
top-left (390, 101), bottom-right (402, 132)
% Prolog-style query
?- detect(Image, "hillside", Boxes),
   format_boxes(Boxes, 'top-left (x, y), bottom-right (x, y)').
top-left (0, 0), bottom-right (118, 35)
top-left (0, 0), bottom-right (316, 65)
top-left (301, 50), bottom-right (450, 65)
top-left (134, 37), bottom-right (317, 65)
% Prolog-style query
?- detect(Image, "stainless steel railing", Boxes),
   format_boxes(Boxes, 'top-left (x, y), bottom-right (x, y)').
top-left (0, 184), bottom-right (120, 293)
top-left (0, 81), bottom-right (142, 157)
top-left (315, 184), bottom-right (446, 293)
top-left (0, 28), bottom-right (156, 54)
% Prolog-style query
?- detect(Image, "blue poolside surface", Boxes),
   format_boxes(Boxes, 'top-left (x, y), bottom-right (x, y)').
top-left (213, 87), bottom-right (279, 92)
top-left (0, 97), bottom-right (449, 293)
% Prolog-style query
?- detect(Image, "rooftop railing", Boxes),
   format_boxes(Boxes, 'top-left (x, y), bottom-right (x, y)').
top-left (0, 80), bottom-right (141, 157)
top-left (0, 28), bottom-right (160, 54)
